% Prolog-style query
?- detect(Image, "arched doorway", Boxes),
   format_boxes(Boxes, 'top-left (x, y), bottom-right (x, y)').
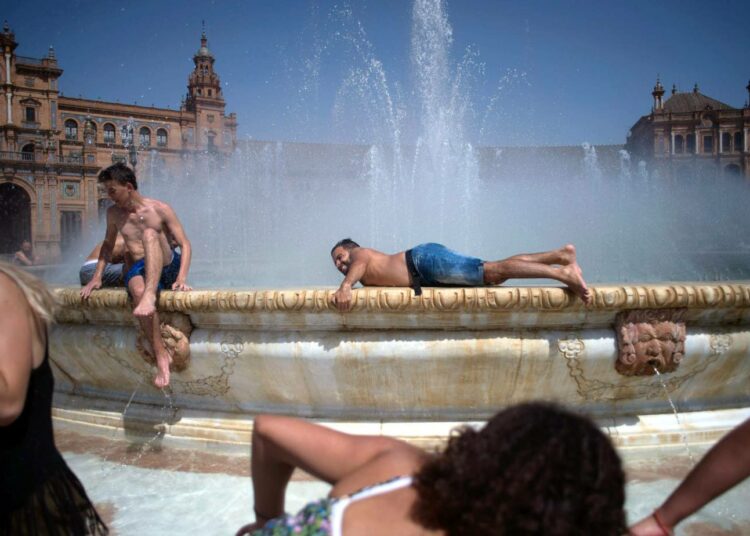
top-left (0, 182), bottom-right (32, 255)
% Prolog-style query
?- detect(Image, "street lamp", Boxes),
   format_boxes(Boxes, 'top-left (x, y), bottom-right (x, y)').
top-left (121, 118), bottom-right (137, 168)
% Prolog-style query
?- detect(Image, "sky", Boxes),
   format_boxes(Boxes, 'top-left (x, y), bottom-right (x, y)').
top-left (3, 0), bottom-right (749, 147)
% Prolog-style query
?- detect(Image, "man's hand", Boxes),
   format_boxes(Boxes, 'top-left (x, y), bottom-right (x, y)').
top-left (80, 278), bottom-right (102, 299)
top-left (331, 285), bottom-right (353, 312)
top-left (171, 279), bottom-right (192, 291)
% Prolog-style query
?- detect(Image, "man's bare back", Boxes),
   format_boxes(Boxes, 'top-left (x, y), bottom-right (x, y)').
top-left (86, 234), bottom-right (127, 264)
top-left (347, 248), bottom-right (410, 287)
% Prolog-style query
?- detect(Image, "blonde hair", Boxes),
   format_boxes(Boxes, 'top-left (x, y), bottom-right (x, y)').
top-left (0, 261), bottom-right (57, 327)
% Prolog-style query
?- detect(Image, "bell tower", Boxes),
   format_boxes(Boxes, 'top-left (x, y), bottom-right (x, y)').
top-left (182, 24), bottom-right (235, 153)
top-left (184, 28), bottom-right (223, 111)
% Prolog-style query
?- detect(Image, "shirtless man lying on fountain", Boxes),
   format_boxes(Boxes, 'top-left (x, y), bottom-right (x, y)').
top-left (81, 162), bottom-right (192, 388)
top-left (330, 239), bottom-right (591, 312)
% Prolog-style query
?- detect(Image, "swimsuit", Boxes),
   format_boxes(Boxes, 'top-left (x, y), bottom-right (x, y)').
top-left (123, 250), bottom-right (181, 290)
top-left (0, 337), bottom-right (108, 535)
top-left (251, 476), bottom-right (413, 536)
top-left (405, 243), bottom-right (484, 295)
top-left (79, 259), bottom-right (125, 287)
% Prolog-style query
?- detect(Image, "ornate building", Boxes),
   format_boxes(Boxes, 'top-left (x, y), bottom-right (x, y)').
top-left (626, 77), bottom-right (750, 179)
top-left (0, 22), bottom-right (237, 262)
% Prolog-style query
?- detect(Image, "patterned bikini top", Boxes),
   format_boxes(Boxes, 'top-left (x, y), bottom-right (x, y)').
top-left (251, 475), bottom-right (413, 536)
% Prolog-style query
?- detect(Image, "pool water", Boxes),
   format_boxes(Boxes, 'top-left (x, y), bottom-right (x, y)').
top-left (57, 427), bottom-right (750, 535)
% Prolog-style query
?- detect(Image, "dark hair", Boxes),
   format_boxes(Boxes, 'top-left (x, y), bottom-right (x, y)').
top-left (98, 162), bottom-right (138, 190)
top-left (411, 402), bottom-right (626, 535)
top-left (330, 238), bottom-right (360, 256)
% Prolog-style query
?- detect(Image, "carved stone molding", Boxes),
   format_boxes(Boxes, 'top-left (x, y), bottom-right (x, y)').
top-left (615, 309), bottom-right (687, 376)
top-left (52, 282), bottom-right (750, 315)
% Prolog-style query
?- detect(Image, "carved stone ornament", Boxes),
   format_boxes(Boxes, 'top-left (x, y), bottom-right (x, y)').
top-left (615, 309), bottom-right (686, 376)
top-left (135, 312), bottom-right (192, 372)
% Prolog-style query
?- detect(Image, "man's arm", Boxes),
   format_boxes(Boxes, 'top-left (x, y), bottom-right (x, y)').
top-left (331, 255), bottom-right (368, 312)
top-left (80, 210), bottom-right (118, 299)
top-left (161, 204), bottom-right (192, 291)
top-left (14, 251), bottom-right (32, 266)
top-left (629, 417), bottom-right (750, 535)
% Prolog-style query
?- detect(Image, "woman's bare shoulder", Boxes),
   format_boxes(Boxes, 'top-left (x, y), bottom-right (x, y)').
top-left (330, 443), bottom-right (429, 497)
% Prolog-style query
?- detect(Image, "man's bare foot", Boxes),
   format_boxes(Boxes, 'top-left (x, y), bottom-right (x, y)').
top-left (153, 350), bottom-right (171, 388)
top-left (560, 263), bottom-right (591, 304)
top-left (134, 294), bottom-right (157, 318)
top-left (556, 244), bottom-right (577, 266)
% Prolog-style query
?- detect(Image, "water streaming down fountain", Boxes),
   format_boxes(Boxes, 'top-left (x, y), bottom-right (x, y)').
top-left (47, 3), bottom-right (750, 529)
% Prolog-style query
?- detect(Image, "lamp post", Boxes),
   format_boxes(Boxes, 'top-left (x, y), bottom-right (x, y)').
top-left (122, 118), bottom-right (137, 168)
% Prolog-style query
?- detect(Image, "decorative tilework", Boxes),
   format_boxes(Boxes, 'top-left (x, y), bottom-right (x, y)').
top-left (62, 181), bottom-right (80, 199)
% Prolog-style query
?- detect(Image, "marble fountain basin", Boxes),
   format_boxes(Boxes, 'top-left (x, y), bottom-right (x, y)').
top-left (49, 283), bottom-right (750, 452)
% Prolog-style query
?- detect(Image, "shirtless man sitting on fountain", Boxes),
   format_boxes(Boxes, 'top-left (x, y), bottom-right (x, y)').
top-left (330, 239), bottom-right (591, 312)
top-left (81, 162), bottom-right (192, 388)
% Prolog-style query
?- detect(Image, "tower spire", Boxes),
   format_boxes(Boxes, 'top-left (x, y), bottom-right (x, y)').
top-left (652, 75), bottom-right (665, 111)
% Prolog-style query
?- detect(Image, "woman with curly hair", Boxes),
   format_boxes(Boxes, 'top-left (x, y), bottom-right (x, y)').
top-left (0, 262), bottom-right (108, 535)
top-left (236, 402), bottom-right (626, 535)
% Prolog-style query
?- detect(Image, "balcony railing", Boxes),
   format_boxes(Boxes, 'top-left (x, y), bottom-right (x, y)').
top-left (0, 151), bottom-right (36, 162)
top-left (0, 151), bottom-right (91, 165)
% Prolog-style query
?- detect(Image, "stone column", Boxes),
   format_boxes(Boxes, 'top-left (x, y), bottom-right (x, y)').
top-left (670, 132), bottom-right (675, 155)
top-left (4, 52), bottom-right (11, 124)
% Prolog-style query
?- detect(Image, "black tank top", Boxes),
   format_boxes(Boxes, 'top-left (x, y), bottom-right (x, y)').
top-left (0, 343), bottom-right (108, 534)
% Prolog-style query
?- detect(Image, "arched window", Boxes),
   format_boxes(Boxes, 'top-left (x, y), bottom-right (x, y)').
top-left (21, 144), bottom-right (35, 161)
top-left (156, 128), bottom-right (168, 147)
top-left (674, 134), bottom-right (684, 154)
top-left (686, 133), bottom-right (696, 154)
top-left (734, 132), bottom-right (744, 153)
top-left (64, 119), bottom-right (78, 140)
top-left (721, 132), bottom-right (731, 153)
top-left (703, 135), bottom-right (714, 154)
top-left (103, 123), bottom-right (116, 143)
top-left (139, 127), bottom-right (151, 147)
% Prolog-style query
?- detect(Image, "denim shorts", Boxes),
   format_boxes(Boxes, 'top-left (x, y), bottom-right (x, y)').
top-left (79, 261), bottom-right (124, 287)
top-left (409, 243), bottom-right (484, 286)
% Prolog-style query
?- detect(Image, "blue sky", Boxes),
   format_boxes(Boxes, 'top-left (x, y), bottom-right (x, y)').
top-left (4, 0), bottom-right (749, 146)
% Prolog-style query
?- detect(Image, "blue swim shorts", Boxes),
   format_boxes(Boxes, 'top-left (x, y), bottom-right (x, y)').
top-left (124, 250), bottom-right (181, 291)
top-left (408, 243), bottom-right (484, 286)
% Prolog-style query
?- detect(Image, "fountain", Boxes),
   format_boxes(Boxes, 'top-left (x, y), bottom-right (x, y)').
top-left (47, 3), bottom-right (750, 527)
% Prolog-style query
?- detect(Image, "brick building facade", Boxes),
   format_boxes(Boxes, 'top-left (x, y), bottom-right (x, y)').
top-left (626, 77), bottom-right (750, 180)
top-left (0, 22), bottom-right (237, 261)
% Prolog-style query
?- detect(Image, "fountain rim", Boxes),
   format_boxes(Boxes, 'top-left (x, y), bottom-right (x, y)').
top-left (53, 281), bottom-right (750, 314)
